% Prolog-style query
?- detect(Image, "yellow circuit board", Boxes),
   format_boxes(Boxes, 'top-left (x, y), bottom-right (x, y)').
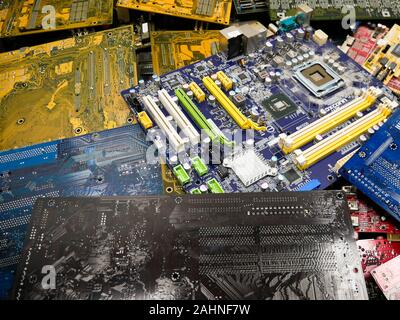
top-left (151, 30), bottom-right (226, 75)
top-left (0, 26), bottom-right (137, 151)
top-left (117, 0), bottom-right (232, 25)
top-left (0, 0), bottom-right (113, 38)
top-left (363, 24), bottom-right (400, 93)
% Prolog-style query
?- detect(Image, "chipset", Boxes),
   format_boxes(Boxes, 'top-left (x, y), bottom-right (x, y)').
top-left (293, 61), bottom-right (345, 97)
top-left (262, 93), bottom-right (298, 120)
top-left (223, 149), bottom-right (277, 187)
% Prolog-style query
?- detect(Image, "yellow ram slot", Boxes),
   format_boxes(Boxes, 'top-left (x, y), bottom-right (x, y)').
top-left (202, 76), bottom-right (266, 131)
top-left (279, 88), bottom-right (379, 154)
top-left (294, 105), bottom-right (392, 170)
top-left (216, 71), bottom-right (233, 90)
top-left (189, 82), bottom-right (206, 102)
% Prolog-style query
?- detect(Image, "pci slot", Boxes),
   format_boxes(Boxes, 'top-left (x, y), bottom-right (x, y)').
top-left (202, 76), bottom-right (266, 131)
top-left (158, 89), bottom-right (200, 145)
top-left (279, 88), bottom-right (380, 154)
top-left (294, 105), bottom-right (392, 170)
top-left (142, 95), bottom-right (186, 153)
top-left (175, 88), bottom-right (233, 146)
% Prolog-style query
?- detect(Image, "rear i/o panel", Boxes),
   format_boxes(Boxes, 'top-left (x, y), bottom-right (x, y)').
top-left (0, 26), bottom-right (137, 152)
top-left (116, 0), bottom-right (232, 25)
top-left (0, 0), bottom-right (113, 38)
top-left (12, 191), bottom-right (367, 300)
top-left (123, 27), bottom-right (398, 195)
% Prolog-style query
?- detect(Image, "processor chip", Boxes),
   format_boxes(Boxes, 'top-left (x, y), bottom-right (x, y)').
top-left (262, 93), bottom-right (298, 120)
top-left (293, 61), bottom-right (345, 97)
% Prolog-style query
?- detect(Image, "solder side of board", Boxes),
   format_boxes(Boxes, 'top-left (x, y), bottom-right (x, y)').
top-left (0, 0), bottom-right (114, 38)
top-left (0, 26), bottom-right (137, 152)
top-left (12, 191), bottom-right (367, 300)
top-left (123, 27), bottom-right (397, 195)
top-left (340, 110), bottom-right (400, 222)
top-left (0, 124), bottom-right (163, 299)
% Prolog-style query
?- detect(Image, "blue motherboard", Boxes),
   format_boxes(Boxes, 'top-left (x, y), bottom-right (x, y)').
top-left (340, 110), bottom-right (400, 222)
top-left (0, 124), bottom-right (163, 299)
top-left (122, 27), bottom-right (398, 195)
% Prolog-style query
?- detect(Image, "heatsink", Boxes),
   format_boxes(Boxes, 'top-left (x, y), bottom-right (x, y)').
top-left (223, 149), bottom-right (277, 186)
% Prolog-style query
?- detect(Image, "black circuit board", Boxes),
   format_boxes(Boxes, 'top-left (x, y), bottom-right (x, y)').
top-left (12, 191), bottom-right (367, 300)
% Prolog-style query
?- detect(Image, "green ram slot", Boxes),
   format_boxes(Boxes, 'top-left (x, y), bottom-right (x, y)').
top-left (207, 178), bottom-right (224, 194)
top-left (190, 188), bottom-right (202, 194)
top-left (175, 88), bottom-right (234, 146)
top-left (173, 165), bottom-right (191, 185)
top-left (191, 156), bottom-right (208, 176)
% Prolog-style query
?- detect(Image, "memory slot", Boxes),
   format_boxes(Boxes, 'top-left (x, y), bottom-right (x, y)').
top-left (158, 89), bottom-right (200, 145)
top-left (279, 88), bottom-right (380, 154)
top-left (202, 76), bottom-right (266, 131)
top-left (294, 105), bottom-right (392, 170)
top-left (142, 95), bottom-right (186, 153)
top-left (175, 88), bottom-right (234, 146)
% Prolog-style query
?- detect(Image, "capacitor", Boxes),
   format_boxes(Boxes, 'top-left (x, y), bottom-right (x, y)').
top-left (276, 36), bottom-right (284, 48)
top-left (250, 108), bottom-right (260, 121)
top-left (333, 62), bottom-right (340, 70)
top-left (303, 53), bottom-right (309, 60)
top-left (319, 108), bottom-right (327, 116)
top-left (328, 58), bottom-right (335, 65)
top-left (271, 156), bottom-right (278, 166)
top-left (261, 182), bottom-right (269, 191)
top-left (169, 155), bottom-right (178, 164)
top-left (305, 27), bottom-right (313, 40)
top-left (296, 29), bottom-right (305, 40)
top-left (139, 79), bottom-right (145, 89)
top-left (359, 135), bottom-right (368, 143)
top-left (275, 71), bottom-right (282, 79)
top-left (200, 184), bottom-right (208, 193)
top-left (265, 77), bottom-right (272, 85)
top-left (215, 80), bottom-right (222, 87)
top-left (211, 74), bottom-right (218, 81)
top-left (182, 83), bottom-right (190, 91)
top-left (183, 163), bottom-right (191, 172)
top-left (286, 33), bottom-right (294, 43)
top-left (229, 90), bottom-right (236, 98)
top-left (235, 88), bottom-right (241, 94)
top-left (291, 58), bottom-right (298, 65)
top-left (286, 61), bottom-right (293, 68)
top-left (265, 41), bottom-right (273, 53)
top-left (187, 91), bottom-right (194, 98)
top-left (269, 71), bottom-right (276, 79)
top-left (308, 50), bottom-right (315, 57)
top-left (208, 95), bottom-right (215, 103)
top-left (297, 55), bottom-right (304, 63)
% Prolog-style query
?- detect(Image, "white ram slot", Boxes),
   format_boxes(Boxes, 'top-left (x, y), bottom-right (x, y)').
top-left (158, 89), bottom-right (200, 145)
top-left (143, 95), bottom-right (185, 153)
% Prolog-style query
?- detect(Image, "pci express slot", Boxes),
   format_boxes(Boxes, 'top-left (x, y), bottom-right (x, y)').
top-left (202, 76), bottom-right (266, 131)
top-left (294, 105), bottom-right (392, 170)
top-left (279, 88), bottom-right (380, 154)
top-left (142, 95), bottom-right (186, 153)
top-left (175, 88), bottom-right (233, 146)
top-left (158, 89), bottom-right (200, 145)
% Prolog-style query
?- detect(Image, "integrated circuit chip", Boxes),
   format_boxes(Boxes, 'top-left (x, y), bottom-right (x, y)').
top-left (262, 93), bottom-right (298, 120)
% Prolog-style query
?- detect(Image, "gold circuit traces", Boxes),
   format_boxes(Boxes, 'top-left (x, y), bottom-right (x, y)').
top-left (117, 0), bottom-right (232, 25)
top-left (0, 0), bottom-right (113, 38)
top-left (151, 30), bottom-right (226, 75)
top-left (0, 26), bottom-right (137, 151)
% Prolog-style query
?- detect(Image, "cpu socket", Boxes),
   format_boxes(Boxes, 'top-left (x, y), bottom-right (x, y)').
top-left (293, 61), bottom-right (344, 97)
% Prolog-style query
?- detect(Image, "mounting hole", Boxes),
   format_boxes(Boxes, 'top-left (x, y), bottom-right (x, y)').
top-left (74, 127), bottom-right (82, 134)
top-left (336, 192), bottom-right (344, 200)
top-left (166, 187), bottom-right (173, 194)
top-left (16, 118), bottom-right (25, 125)
top-left (353, 267), bottom-right (359, 273)
top-left (175, 197), bottom-right (183, 204)
top-left (171, 272), bottom-right (180, 282)
top-left (48, 199), bottom-right (56, 207)
top-left (127, 117), bottom-right (134, 123)
top-left (390, 143), bottom-right (397, 151)
top-left (97, 176), bottom-right (104, 183)
top-left (327, 175), bottom-right (334, 181)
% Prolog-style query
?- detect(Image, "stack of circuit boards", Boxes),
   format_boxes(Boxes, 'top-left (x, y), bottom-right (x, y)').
top-left (0, 0), bottom-right (400, 302)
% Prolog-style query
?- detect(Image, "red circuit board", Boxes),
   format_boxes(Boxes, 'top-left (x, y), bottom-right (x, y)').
top-left (347, 25), bottom-right (388, 65)
top-left (372, 255), bottom-right (400, 300)
top-left (347, 194), bottom-right (400, 234)
top-left (357, 239), bottom-right (400, 277)
top-left (388, 77), bottom-right (400, 95)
